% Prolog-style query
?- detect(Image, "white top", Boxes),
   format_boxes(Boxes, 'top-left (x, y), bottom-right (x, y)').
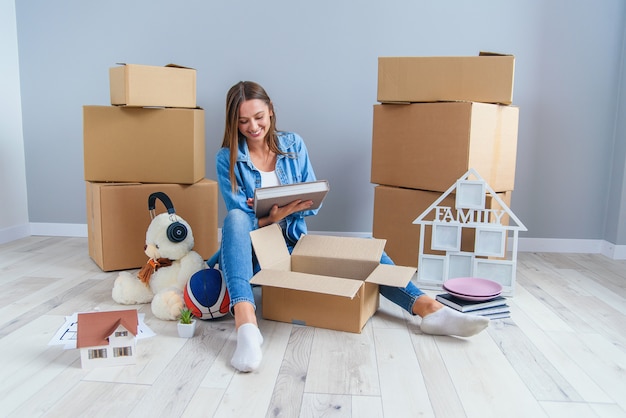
top-left (259, 170), bottom-right (286, 229)
top-left (260, 170), bottom-right (280, 187)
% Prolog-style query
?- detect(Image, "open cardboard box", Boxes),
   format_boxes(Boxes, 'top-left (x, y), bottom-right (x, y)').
top-left (249, 224), bottom-right (416, 333)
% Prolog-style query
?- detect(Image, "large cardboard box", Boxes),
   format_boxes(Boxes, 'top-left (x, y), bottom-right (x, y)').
top-left (371, 102), bottom-right (519, 193)
top-left (83, 106), bottom-right (205, 184)
top-left (249, 224), bottom-right (415, 333)
top-left (109, 63), bottom-right (196, 108)
top-left (377, 53), bottom-right (515, 105)
top-left (373, 185), bottom-right (511, 268)
top-left (86, 179), bottom-right (219, 272)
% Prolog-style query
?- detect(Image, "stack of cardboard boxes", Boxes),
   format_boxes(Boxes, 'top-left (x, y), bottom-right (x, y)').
top-left (83, 64), bottom-right (219, 272)
top-left (371, 53), bottom-right (519, 268)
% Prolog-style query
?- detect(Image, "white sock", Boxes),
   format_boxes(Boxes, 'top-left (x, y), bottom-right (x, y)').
top-left (420, 306), bottom-right (490, 337)
top-left (231, 323), bottom-right (264, 372)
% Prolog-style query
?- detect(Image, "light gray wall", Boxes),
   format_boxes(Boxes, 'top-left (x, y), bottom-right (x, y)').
top-left (0, 0), bottom-right (28, 240)
top-left (13, 0), bottom-right (626, 245)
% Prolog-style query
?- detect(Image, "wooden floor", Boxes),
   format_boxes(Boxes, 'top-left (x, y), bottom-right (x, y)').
top-left (1, 236), bottom-right (625, 418)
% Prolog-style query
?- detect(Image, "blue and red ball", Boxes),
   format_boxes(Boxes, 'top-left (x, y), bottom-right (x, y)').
top-left (184, 268), bottom-right (230, 319)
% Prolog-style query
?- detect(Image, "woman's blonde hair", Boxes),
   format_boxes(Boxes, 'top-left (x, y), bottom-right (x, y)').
top-left (222, 81), bottom-right (283, 191)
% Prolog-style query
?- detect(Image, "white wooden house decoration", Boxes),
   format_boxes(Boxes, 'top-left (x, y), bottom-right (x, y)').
top-left (412, 169), bottom-right (527, 296)
top-left (76, 309), bottom-right (139, 369)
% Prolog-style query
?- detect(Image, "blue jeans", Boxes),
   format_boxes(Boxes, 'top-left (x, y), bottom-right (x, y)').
top-left (378, 251), bottom-right (424, 314)
top-left (218, 208), bottom-right (424, 315)
top-left (218, 209), bottom-right (259, 312)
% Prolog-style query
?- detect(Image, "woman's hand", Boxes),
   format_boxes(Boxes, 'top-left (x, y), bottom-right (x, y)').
top-left (258, 199), bottom-right (313, 228)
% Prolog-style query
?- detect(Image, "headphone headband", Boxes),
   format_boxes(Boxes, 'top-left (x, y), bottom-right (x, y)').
top-left (148, 192), bottom-right (176, 215)
top-left (147, 192), bottom-right (188, 243)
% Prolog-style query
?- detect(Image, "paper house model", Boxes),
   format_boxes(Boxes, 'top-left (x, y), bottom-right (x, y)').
top-left (413, 169), bottom-right (526, 296)
top-left (76, 309), bottom-right (139, 369)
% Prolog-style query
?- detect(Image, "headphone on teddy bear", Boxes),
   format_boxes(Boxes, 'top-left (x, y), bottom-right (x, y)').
top-left (148, 192), bottom-right (188, 243)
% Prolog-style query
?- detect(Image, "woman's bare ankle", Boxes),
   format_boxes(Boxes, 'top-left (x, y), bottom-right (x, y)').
top-left (412, 295), bottom-right (443, 317)
top-left (233, 301), bottom-right (258, 329)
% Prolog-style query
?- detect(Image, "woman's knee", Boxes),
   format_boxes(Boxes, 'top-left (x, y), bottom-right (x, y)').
top-left (224, 209), bottom-right (252, 232)
top-left (225, 208), bottom-right (248, 222)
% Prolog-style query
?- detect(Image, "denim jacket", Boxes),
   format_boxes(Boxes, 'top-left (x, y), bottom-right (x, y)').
top-left (216, 131), bottom-right (319, 245)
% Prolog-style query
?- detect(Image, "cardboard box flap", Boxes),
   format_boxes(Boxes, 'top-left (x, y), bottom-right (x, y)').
top-left (292, 255), bottom-right (380, 281)
top-left (293, 234), bottom-right (386, 262)
top-left (479, 51), bottom-right (513, 57)
top-left (250, 224), bottom-right (291, 270)
top-left (291, 234), bottom-right (386, 280)
top-left (166, 63), bottom-right (195, 70)
top-left (365, 264), bottom-right (415, 287)
top-left (114, 62), bottom-right (195, 70)
top-left (250, 269), bottom-right (363, 298)
top-left (96, 182), bottom-right (142, 188)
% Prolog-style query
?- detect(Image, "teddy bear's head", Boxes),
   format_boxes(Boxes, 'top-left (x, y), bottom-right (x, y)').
top-left (144, 213), bottom-right (195, 261)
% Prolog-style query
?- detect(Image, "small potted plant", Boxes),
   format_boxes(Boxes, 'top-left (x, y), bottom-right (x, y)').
top-left (177, 307), bottom-right (196, 338)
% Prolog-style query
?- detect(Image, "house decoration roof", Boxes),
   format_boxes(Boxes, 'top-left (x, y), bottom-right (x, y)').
top-left (76, 309), bottom-right (139, 348)
top-left (413, 168), bottom-right (526, 231)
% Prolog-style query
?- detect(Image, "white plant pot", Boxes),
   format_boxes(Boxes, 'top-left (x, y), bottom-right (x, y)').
top-left (177, 320), bottom-right (196, 338)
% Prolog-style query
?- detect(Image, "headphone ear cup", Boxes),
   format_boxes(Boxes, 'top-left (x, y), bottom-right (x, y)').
top-left (148, 192), bottom-right (188, 243)
top-left (167, 221), bottom-right (188, 243)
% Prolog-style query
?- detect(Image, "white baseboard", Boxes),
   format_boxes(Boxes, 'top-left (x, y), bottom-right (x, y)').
top-left (0, 223), bottom-right (30, 245)
top-left (513, 237), bottom-right (625, 260)
top-left (30, 223), bottom-right (88, 238)
top-left (600, 240), bottom-right (626, 260)
top-left (0, 223), bottom-right (89, 245)
top-left (1, 223), bottom-right (624, 260)
top-left (515, 237), bottom-right (604, 253)
top-left (316, 234), bottom-right (626, 260)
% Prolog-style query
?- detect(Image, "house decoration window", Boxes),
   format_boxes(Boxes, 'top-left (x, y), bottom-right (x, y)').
top-left (88, 348), bottom-right (107, 359)
top-left (455, 180), bottom-right (486, 210)
top-left (431, 222), bottom-right (462, 252)
top-left (115, 331), bottom-right (128, 337)
top-left (418, 255), bottom-right (446, 282)
top-left (114, 346), bottom-right (132, 357)
top-left (474, 227), bottom-right (507, 257)
top-left (447, 252), bottom-right (474, 279)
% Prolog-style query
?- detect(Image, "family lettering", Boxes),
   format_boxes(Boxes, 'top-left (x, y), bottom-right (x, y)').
top-left (434, 206), bottom-right (506, 225)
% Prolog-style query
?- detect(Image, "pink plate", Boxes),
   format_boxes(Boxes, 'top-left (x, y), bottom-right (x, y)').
top-left (443, 277), bottom-right (503, 298)
top-left (446, 290), bottom-right (501, 302)
top-left (443, 284), bottom-right (501, 298)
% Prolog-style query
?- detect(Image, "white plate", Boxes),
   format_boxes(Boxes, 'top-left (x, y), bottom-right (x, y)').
top-left (443, 277), bottom-right (503, 297)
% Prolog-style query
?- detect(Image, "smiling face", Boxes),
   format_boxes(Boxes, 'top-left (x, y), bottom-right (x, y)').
top-left (238, 99), bottom-right (273, 144)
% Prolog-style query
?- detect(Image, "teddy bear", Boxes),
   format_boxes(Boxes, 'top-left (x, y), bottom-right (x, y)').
top-left (112, 192), bottom-right (206, 321)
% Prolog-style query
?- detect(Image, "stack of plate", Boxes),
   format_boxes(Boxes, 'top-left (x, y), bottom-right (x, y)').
top-left (442, 277), bottom-right (502, 302)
